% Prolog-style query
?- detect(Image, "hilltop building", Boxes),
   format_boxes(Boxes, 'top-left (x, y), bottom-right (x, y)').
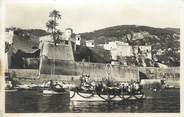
top-left (5, 30), bottom-right (14, 44)
top-left (104, 41), bottom-right (128, 50)
top-left (103, 41), bottom-right (151, 59)
top-left (85, 40), bottom-right (95, 48)
top-left (75, 34), bottom-right (81, 46)
top-left (101, 40), bottom-right (152, 66)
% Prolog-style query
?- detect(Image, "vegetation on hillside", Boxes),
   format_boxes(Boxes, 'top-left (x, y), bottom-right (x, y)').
top-left (80, 25), bottom-right (180, 66)
top-left (6, 25), bottom-right (180, 67)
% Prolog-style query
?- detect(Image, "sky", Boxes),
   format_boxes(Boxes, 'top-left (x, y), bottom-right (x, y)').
top-left (4, 0), bottom-right (182, 33)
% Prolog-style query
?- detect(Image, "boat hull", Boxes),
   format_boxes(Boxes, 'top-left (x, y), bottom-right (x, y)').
top-left (5, 89), bottom-right (18, 92)
top-left (43, 89), bottom-right (66, 94)
top-left (70, 91), bottom-right (145, 101)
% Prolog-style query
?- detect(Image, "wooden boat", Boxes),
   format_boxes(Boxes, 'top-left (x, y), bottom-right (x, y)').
top-left (70, 91), bottom-right (145, 101)
top-left (43, 88), bottom-right (67, 95)
top-left (5, 89), bottom-right (18, 92)
top-left (43, 90), bottom-right (65, 94)
top-left (69, 72), bottom-right (146, 102)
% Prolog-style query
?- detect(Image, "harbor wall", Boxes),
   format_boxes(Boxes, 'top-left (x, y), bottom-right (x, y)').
top-left (39, 60), bottom-right (139, 82)
top-left (8, 66), bottom-right (179, 87)
top-left (8, 69), bottom-right (39, 79)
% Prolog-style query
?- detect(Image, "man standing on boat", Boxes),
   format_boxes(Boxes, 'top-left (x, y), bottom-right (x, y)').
top-left (48, 80), bottom-right (54, 89)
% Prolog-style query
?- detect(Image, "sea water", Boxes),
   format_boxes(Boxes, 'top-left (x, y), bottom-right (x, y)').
top-left (5, 89), bottom-right (180, 113)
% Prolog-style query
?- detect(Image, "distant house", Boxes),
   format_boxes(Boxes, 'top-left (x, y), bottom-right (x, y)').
top-left (85, 40), bottom-right (95, 48)
top-left (111, 45), bottom-right (133, 60)
top-left (64, 28), bottom-right (73, 41)
top-left (75, 34), bottom-right (81, 45)
top-left (103, 41), bottom-right (152, 66)
top-left (103, 41), bottom-right (132, 60)
top-left (5, 30), bottom-right (14, 44)
top-left (104, 41), bottom-right (129, 50)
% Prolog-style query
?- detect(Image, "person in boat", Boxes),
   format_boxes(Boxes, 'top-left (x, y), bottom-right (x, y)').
top-left (49, 80), bottom-right (54, 89)
top-left (79, 75), bottom-right (85, 87)
top-left (95, 81), bottom-right (104, 95)
top-left (54, 82), bottom-right (63, 89)
top-left (79, 74), bottom-right (94, 91)
top-left (122, 82), bottom-right (128, 92)
top-left (132, 81), bottom-right (138, 94)
top-left (119, 83), bottom-right (126, 94)
top-left (127, 81), bottom-right (143, 95)
top-left (124, 81), bottom-right (135, 94)
top-left (85, 75), bottom-right (90, 82)
top-left (127, 84), bottom-right (132, 94)
top-left (6, 80), bottom-right (13, 89)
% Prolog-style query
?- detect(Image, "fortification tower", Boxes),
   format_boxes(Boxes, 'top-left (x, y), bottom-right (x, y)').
top-left (38, 28), bottom-right (75, 76)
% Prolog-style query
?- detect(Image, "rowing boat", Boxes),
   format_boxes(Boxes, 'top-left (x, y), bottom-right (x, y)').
top-left (70, 91), bottom-right (145, 101)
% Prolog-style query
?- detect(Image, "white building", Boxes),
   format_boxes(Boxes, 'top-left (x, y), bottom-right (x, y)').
top-left (111, 45), bottom-right (133, 60)
top-left (104, 41), bottom-right (129, 50)
top-left (106, 41), bottom-right (152, 61)
top-left (75, 34), bottom-right (81, 45)
top-left (5, 30), bottom-right (14, 44)
top-left (86, 40), bottom-right (95, 48)
top-left (103, 41), bottom-right (132, 60)
top-left (64, 28), bottom-right (73, 41)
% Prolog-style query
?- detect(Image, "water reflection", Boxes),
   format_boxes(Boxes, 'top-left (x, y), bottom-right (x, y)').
top-left (69, 100), bottom-right (144, 112)
top-left (5, 89), bottom-right (180, 113)
top-left (37, 93), bottom-right (70, 112)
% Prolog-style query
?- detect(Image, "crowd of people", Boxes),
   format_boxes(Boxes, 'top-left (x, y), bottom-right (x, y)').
top-left (79, 74), bottom-right (143, 95)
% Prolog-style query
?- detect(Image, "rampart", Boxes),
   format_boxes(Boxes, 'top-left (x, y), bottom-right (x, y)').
top-left (40, 60), bottom-right (139, 82)
top-left (8, 64), bottom-right (179, 87)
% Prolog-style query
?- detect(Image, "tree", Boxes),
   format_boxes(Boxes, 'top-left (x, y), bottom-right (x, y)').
top-left (46, 10), bottom-right (62, 45)
top-left (46, 19), bottom-right (58, 34)
top-left (49, 10), bottom-right (61, 22)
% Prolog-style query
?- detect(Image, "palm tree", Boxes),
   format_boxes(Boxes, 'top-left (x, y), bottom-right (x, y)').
top-left (46, 10), bottom-right (62, 44)
top-left (46, 19), bottom-right (58, 33)
top-left (46, 19), bottom-right (58, 42)
top-left (49, 10), bottom-right (61, 24)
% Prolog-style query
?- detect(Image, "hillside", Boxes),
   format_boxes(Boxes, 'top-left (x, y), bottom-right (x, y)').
top-left (7, 25), bottom-right (180, 67)
top-left (80, 25), bottom-right (180, 66)
top-left (8, 28), bottom-right (49, 53)
top-left (74, 45), bottom-right (111, 63)
top-left (80, 25), bottom-right (179, 44)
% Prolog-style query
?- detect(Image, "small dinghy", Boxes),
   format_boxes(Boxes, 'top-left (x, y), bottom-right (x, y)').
top-left (43, 89), bottom-right (66, 94)
top-left (5, 89), bottom-right (18, 92)
top-left (42, 80), bottom-right (68, 95)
